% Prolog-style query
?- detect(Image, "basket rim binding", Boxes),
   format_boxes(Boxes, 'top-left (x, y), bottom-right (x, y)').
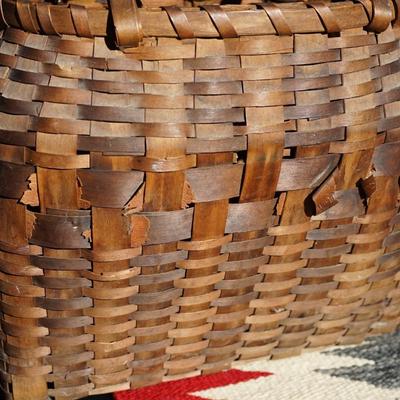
top-left (0, 0), bottom-right (398, 51)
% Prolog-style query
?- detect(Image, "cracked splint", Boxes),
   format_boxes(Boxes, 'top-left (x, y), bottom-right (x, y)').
top-left (360, 176), bottom-right (377, 199)
top-left (123, 183), bottom-right (145, 215)
top-left (26, 211), bottom-right (36, 240)
top-left (359, 169), bottom-right (377, 199)
top-left (130, 214), bottom-right (150, 247)
top-left (77, 176), bottom-right (91, 209)
top-left (276, 192), bottom-right (286, 216)
top-left (20, 173), bottom-right (39, 207)
top-left (82, 229), bottom-right (92, 243)
top-left (312, 169), bottom-right (340, 215)
top-left (181, 180), bottom-right (194, 209)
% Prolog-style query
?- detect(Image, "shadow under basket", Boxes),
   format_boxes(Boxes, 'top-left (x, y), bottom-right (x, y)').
top-left (0, 0), bottom-right (400, 398)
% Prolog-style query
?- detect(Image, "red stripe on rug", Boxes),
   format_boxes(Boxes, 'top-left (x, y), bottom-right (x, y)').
top-left (114, 369), bottom-right (272, 400)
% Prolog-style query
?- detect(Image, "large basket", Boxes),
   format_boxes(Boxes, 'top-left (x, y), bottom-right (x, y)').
top-left (0, 0), bottom-right (399, 398)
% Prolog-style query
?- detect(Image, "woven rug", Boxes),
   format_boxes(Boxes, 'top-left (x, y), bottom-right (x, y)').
top-left (86, 331), bottom-right (400, 400)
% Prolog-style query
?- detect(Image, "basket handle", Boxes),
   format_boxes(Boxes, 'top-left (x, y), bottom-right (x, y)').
top-left (108, 0), bottom-right (143, 50)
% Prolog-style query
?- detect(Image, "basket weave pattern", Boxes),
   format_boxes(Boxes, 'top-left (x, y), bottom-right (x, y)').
top-left (0, 0), bottom-right (399, 399)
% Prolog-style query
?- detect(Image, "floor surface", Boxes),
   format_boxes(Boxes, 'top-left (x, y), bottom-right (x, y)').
top-left (82, 331), bottom-right (400, 400)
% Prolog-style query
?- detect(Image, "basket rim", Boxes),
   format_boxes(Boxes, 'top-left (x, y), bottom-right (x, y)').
top-left (0, 0), bottom-right (397, 44)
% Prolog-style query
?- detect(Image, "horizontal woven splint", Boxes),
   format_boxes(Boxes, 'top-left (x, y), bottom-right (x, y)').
top-left (0, 0), bottom-right (399, 398)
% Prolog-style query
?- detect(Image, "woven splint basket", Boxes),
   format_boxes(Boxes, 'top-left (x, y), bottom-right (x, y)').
top-left (0, 0), bottom-right (400, 398)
